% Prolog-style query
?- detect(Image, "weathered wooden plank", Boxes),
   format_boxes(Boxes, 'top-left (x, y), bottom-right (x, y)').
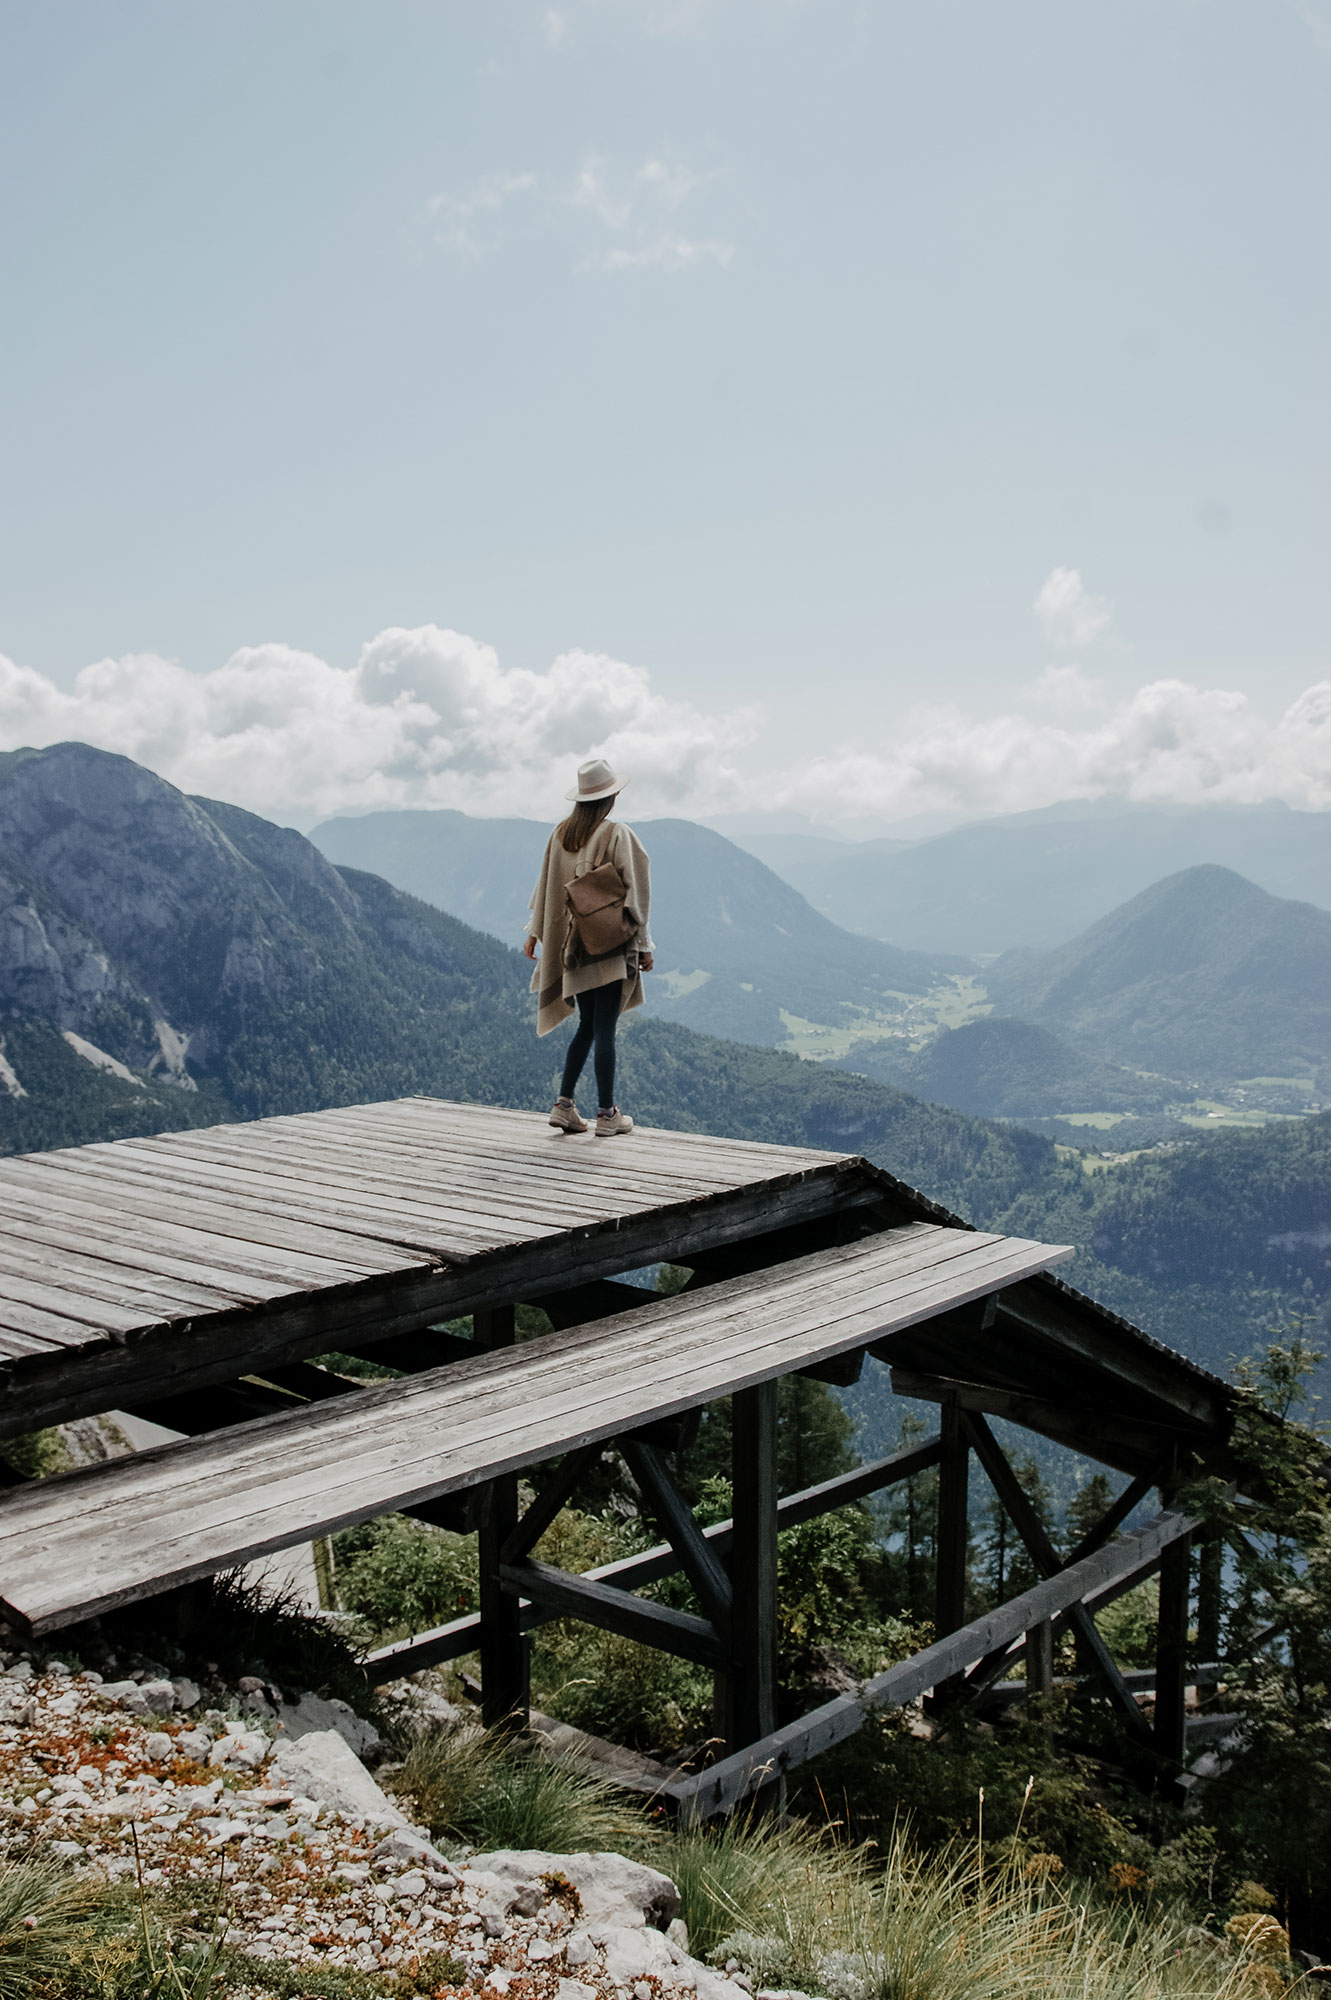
top-left (0, 1160), bottom-right (421, 1276)
top-left (0, 1268), bottom-right (152, 1336)
top-left (0, 1239), bottom-right (235, 1320)
top-left (174, 1118), bottom-right (778, 1202)
top-left (349, 1096), bottom-right (844, 1170)
top-left (0, 1230), bottom-right (1070, 1629)
top-left (29, 1149), bottom-right (528, 1259)
top-left (119, 1132), bottom-right (655, 1232)
top-left (670, 1510), bottom-right (1199, 1817)
top-left (0, 1207), bottom-right (304, 1305)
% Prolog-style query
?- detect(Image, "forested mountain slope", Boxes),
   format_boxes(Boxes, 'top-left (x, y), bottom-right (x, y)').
top-left (986, 865), bottom-right (1331, 1082)
top-left (838, 1015), bottom-right (1179, 1118)
top-left (311, 808), bottom-right (961, 1047)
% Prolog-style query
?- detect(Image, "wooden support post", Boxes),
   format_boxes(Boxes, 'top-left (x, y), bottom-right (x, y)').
top-left (931, 1398), bottom-right (969, 1702)
top-left (1195, 1532), bottom-right (1222, 1712)
top-left (1154, 1525), bottom-right (1192, 1769)
top-left (1027, 1619), bottom-right (1054, 1698)
top-left (726, 1382), bottom-right (779, 1756)
top-left (476, 1305), bottom-right (527, 1730)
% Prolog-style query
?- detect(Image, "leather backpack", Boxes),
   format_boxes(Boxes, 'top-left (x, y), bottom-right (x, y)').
top-left (566, 836), bottom-right (638, 961)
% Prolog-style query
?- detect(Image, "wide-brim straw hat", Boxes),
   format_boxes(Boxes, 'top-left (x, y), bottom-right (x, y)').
top-left (565, 757), bottom-right (629, 804)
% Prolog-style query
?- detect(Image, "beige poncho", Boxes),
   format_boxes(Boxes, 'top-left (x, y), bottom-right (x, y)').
top-left (526, 818), bottom-right (654, 1038)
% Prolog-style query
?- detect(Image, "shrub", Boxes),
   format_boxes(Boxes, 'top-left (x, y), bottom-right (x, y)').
top-left (334, 1516), bottom-right (477, 1642)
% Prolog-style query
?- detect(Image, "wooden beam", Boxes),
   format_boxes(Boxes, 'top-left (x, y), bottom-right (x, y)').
top-left (1064, 1474), bottom-right (1156, 1564)
top-left (670, 1509), bottom-right (1198, 1819)
top-left (932, 1401), bottom-right (969, 1699)
top-left (962, 1412), bottom-right (1154, 1743)
top-left (1027, 1620), bottom-right (1053, 1697)
top-left (500, 1557), bottom-right (726, 1668)
top-left (991, 1282), bottom-right (1223, 1429)
top-left (620, 1440), bottom-right (733, 1632)
top-left (1154, 1528), bottom-right (1192, 1768)
top-left (891, 1369), bottom-right (1185, 1477)
top-left (364, 1436), bottom-right (943, 1682)
top-left (501, 1444), bottom-right (605, 1565)
top-left (477, 1304), bottom-right (526, 1729)
top-left (728, 1382), bottom-right (779, 1752)
top-left (1195, 1532), bottom-right (1222, 1711)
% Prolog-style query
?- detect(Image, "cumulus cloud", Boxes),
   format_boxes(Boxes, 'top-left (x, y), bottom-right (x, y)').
top-left (1034, 566), bottom-right (1112, 649)
top-left (3, 629), bottom-right (1330, 833)
top-left (765, 680), bottom-right (1331, 825)
top-left (0, 628), bottom-right (754, 828)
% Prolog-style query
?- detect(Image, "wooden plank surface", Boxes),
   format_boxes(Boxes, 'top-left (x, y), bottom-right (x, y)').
top-left (0, 1097), bottom-right (862, 1395)
top-left (0, 1224), bottom-right (1073, 1631)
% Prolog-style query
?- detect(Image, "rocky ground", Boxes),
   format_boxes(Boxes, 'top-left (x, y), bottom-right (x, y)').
top-left (0, 1646), bottom-right (772, 2000)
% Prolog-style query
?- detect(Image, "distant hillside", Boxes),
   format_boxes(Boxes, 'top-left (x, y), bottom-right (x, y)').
top-left (771, 800), bottom-right (1331, 953)
top-left (0, 743), bottom-right (1046, 1226)
top-left (311, 808), bottom-right (963, 1048)
top-left (837, 1016), bottom-right (1180, 1119)
top-left (986, 864), bottom-right (1331, 1082)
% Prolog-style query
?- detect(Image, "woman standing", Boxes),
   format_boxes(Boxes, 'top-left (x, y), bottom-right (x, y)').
top-left (524, 758), bottom-right (654, 1136)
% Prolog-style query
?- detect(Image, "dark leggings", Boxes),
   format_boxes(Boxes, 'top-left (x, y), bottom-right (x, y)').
top-left (560, 984), bottom-right (622, 1108)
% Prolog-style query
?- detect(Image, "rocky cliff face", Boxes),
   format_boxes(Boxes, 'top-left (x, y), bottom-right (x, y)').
top-left (0, 740), bottom-right (545, 1129)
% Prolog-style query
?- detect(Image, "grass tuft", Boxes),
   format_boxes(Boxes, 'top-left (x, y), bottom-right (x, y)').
top-left (390, 1722), bottom-right (650, 1855)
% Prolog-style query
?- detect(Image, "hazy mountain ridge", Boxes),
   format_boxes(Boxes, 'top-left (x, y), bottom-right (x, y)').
top-left (761, 800), bottom-right (1331, 954)
top-left (310, 808), bottom-right (965, 1048)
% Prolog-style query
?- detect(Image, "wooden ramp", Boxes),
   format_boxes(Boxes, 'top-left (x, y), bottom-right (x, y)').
top-left (0, 1222), bottom-right (1069, 1633)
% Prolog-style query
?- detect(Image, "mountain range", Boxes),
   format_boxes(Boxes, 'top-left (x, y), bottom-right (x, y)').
top-left (749, 800), bottom-right (1331, 954)
top-left (986, 864), bottom-right (1331, 1085)
top-left (310, 809), bottom-right (962, 1048)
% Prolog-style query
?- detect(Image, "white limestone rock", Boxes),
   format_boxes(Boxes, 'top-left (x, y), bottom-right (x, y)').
top-left (276, 1691), bottom-right (382, 1759)
top-left (269, 1728), bottom-right (409, 1828)
top-left (207, 1727), bottom-right (269, 1771)
top-left (470, 1849), bottom-right (681, 1930)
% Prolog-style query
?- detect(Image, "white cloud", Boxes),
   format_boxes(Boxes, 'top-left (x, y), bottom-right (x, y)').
top-left (3, 630), bottom-right (1330, 833)
top-left (764, 680), bottom-right (1331, 824)
top-left (568, 154), bottom-right (733, 272)
top-left (1034, 566), bottom-right (1112, 649)
top-left (425, 172), bottom-right (538, 259)
top-left (424, 152), bottom-right (733, 274)
top-left (1026, 664), bottom-right (1107, 715)
top-left (0, 628), bottom-right (754, 828)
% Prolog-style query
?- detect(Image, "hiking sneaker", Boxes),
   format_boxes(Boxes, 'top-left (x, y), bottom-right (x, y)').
top-left (595, 1107), bottom-right (635, 1137)
top-left (548, 1100), bottom-right (589, 1134)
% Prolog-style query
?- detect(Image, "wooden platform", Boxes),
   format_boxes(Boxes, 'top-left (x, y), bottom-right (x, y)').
top-left (0, 1221), bottom-right (1070, 1633)
top-left (0, 1098), bottom-right (886, 1436)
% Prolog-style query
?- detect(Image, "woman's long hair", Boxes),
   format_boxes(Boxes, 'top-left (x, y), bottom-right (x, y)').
top-left (557, 794), bottom-right (615, 853)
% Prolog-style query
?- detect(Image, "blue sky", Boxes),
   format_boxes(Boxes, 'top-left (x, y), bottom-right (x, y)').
top-left (2, 1), bottom-right (1329, 828)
